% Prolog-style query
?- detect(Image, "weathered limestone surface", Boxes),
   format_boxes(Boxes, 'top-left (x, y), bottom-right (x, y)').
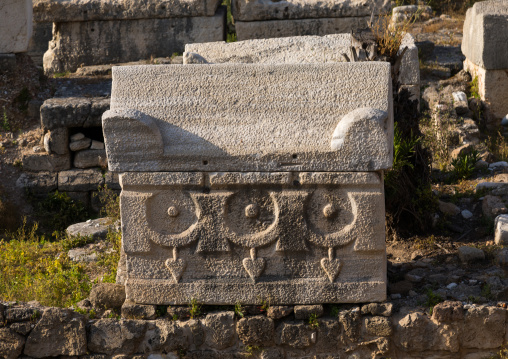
top-left (232, 0), bottom-right (391, 21)
top-left (463, 58), bottom-right (508, 120)
top-left (104, 63), bottom-right (393, 172)
top-left (0, 0), bottom-right (33, 53)
top-left (33, 0), bottom-right (221, 22)
top-left (43, 7), bottom-right (226, 74)
top-left (462, 0), bottom-right (508, 70)
top-left (120, 171), bottom-right (386, 304)
top-left (234, 16), bottom-right (373, 41)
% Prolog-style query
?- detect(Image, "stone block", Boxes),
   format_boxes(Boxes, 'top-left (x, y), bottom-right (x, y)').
top-left (16, 171), bottom-right (58, 193)
top-left (58, 168), bottom-right (104, 192)
top-left (202, 312), bottom-right (236, 349)
top-left (461, 306), bottom-right (506, 349)
top-left (276, 322), bottom-right (315, 349)
top-left (41, 97), bottom-right (92, 130)
top-left (89, 283), bottom-right (126, 310)
top-left (315, 319), bottom-right (341, 351)
top-left (464, 58), bottom-right (508, 121)
top-left (462, 0), bottom-right (508, 70)
top-left (88, 319), bottom-right (147, 355)
top-left (121, 300), bottom-right (157, 320)
top-left (364, 316), bottom-right (392, 337)
top-left (22, 153), bottom-right (71, 172)
top-left (44, 127), bottom-right (69, 155)
top-left (495, 214), bottom-right (508, 245)
top-left (33, 0), bottom-right (222, 22)
top-left (24, 308), bottom-right (87, 357)
top-left (0, 328), bottom-right (25, 359)
top-left (74, 149), bottom-right (108, 169)
top-left (458, 246), bottom-right (485, 263)
top-left (235, 16), bottom-right (375, 41)
top-left (431, 301), bottom-right (464, 323)
top-left (232, 0), bottom-right (391, 21)
top-left (104, 62), bottom-right (393, 172)
top-left (361, 302), bottom-right (393, 317)
top-left (70, 137), bottom-right (92, 151)
top-left (43, 7), bottom-right (226, 74)
top-left (5, 307), bottom-right (38, 323)
top-left (237, 316), bottom-right (274, 345)
top-left (121, 171), bottom-right (386, 304)
top-left (0, 0), bottom-right (33, 53)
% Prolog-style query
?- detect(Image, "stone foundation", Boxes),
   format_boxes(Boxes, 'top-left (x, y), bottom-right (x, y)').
top-left (1, 300), bottom-right (508, 359)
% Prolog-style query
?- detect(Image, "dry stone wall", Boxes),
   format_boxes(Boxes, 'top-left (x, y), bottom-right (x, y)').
top-left (2, 299), bottom-right (508, 359)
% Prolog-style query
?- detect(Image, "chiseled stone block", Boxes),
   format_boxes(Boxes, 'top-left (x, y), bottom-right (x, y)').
top-left (0, 0), bottom-right (33, 53)
top-left (33, 0), bottom-right (221, 22)
top-left (462, 0), bottom-right (508, 70)
top-left (43, 6), bottom-right (226, 74)
top-left (103, 62), bottom-right (391, 305)
top-left (120, 171), bottom-right (386, 304)
top-left (103, 63), bottom-right (393, 172)
top-left (232, 0), bottom-right (391, 22)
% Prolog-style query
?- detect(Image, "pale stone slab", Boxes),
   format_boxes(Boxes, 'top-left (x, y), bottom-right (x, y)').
top-left (0, 0), bottom-right (33, 53)
top-left (43, 7), bottom-right (226, 74)
top-left (232, 0), bottom-right (391, 22)
top-left (103, 62), bottom-right (393, 172)
top-left (120, 171), bottom-right (387, 305)
top-left (185, 32), bottom-right (419, 87)
top-left (464, 58), bottom-right (508, 120)
top-left (33, 0), bottom-right (221, 22)
top-left (462, 0), bottom-right (508, 70)
top-left (235, 16), bottom-right (373, 41)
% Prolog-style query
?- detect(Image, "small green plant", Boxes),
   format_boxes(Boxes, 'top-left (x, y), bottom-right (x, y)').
top-left (1, 107), bottom-right (10, 132)
top-left (89, 308), bottom-right (96, 319)
top-left (451, 149), bottom-right (480, 180)
top-left (425, 289), bottom-right (444, 315)
top-left (94, 184), bottom-right (120, 221)
top-left (259, 297), bottom-right (270, 312)
top-left (470, 76), bottom-right (481, 99)
top-left (308, 313), bottom-right (319, 329)
top-left (172, 313), bottom-right (179, 321)
top-left (330, 305), bottom-right (340, 318)
top-left (96, 229), bottom-right (122, 283)
top-left (53, 71), bottom-right (70, 78)
top-left (189, 298), bottom-right (202, 319)
top-left (234, 301), bottom-right (244, 318)
top-left (245, 345), bottom-right (261, 357)
top-left (156, 305), bottom-right (168, 318)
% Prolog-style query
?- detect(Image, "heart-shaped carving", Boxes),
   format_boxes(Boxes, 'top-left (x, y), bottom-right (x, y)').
top-left (243, 257), bottom-right (266, 281)
top-left (321, 258), bottom-right (342, 283)
top-left (165, 258), bottom-right (187, 283)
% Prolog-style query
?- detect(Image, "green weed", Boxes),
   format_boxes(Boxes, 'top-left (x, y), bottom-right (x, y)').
top-left (234, 301), bottom-right (244, 318)
top-left (451, 149), bottom-right (480, 180)
top-left (96, 229), bottom-right (121, 283)
top-left (308, 313), bottom-right (320, 329)
top-left (245, 345), bottom-right (261, 357)
top-left (425, 289), bottom-right (444, 315)
top-left (1, 107), bottom-right (10, 131)
top-left (469, 76), bottom-right (481, 99)
top-left (189, 298), bottom-right (202, 319)
top-left (93, 184), bottom-right (120, 221)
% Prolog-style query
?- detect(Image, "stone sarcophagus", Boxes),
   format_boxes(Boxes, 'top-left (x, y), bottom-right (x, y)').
top-left (103, 62), bottom-right (393, 305)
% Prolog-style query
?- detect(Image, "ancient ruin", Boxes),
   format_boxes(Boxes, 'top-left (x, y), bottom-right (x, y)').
top-left (462, 0), bottom-right (508, 125)
top-left (102, 62), bottom-right (392, 305)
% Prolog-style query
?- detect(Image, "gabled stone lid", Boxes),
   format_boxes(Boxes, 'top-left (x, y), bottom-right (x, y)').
top-left (103, 62), bottom-right (393, 172)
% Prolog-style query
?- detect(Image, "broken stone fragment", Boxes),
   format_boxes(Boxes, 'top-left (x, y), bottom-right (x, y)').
top-left (69, 137), bottom-right (91, 151)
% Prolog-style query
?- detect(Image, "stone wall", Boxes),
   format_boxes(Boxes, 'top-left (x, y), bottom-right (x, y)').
top-left (2, 298), bottom-right (508, 359)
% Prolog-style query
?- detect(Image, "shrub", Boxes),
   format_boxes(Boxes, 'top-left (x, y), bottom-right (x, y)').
top-left (451, 149), bottom-right (480, 180)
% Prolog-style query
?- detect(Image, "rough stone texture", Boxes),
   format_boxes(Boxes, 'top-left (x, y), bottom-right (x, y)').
top-left (22, 153), bottom-right (71, 172)
top-left (41, 97), bottom-right (110, 130)
top-left (0, 0), bottom-right (33, 53)
top-left (16, 172), bottom-right (58, 193)
top-left (277, 322), bottom-right (315, 348)
top-left (463, 58), bottom-right (508, 120)
top-left (104, 63), bottom-right (393, 172)
top-left (438, 200), bottom-right (460, 216)
top-left (89, 283), bottom-right (126, 309)
top-left (66, 218), bottom-right (114, 241)
top-left (121, 300), bottom-right (157, 320)
top-left (495, 214), bottom-right (508, 245)
top-left (58, 168), bottom-right (104, 192)
top-left (24, 308), bottom-right (87, 357)
top-left (432, 301), bottom-right (464, 323)
top-left (74, 149), bottom-right (108, 169)
top-left (44, 128), bottom-right (69, 155)
top-left (266, 306), bottom-right (293, 320)
top-left (394, 311), bottom-right (459, 352)
top-left (185, 33), bottom-right (419, 88)
top-left (461, 306), bottom-right (506, 349)
top-left (361, 302), bottom-right (393, 317)
top-left (482, 194), bottom-right (508, 219)
top-left (120, 171), bottom-right (386, 304)
top-left (235, 16), bottom-right (375, 41)
top-left (232, 0), bottom-right (391, 21)
top-left (294, 305), bottom-right (324, 320)
top-left (462, 0), bottom-right (508, 70)
top-left (4, 307), bottom-right (38, 323)
top-left (27, 21), bottom-right (52, 66)
top-left (139, 320), bottom-right (187, 353)
top-left (33, 0), bottom-right (221, 22)
top-left (70, 137), bottom-right (92, 151)
top-left (458, 246), bottom-right (485, 263)
top-left (43, 7), bottom-right (226, 74)
top-left (338, 308), bottom-right (361, 340)
top-left (0, 328), bottom-right (25, 359)
top-left (364, 316), bottom-right (392, 337)
top-left (203, 312), bottom-right (236, 349)
top-left (237, 316), bottom-right (274, 345)
top-left (87, 319), bottom-right (147, 355)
